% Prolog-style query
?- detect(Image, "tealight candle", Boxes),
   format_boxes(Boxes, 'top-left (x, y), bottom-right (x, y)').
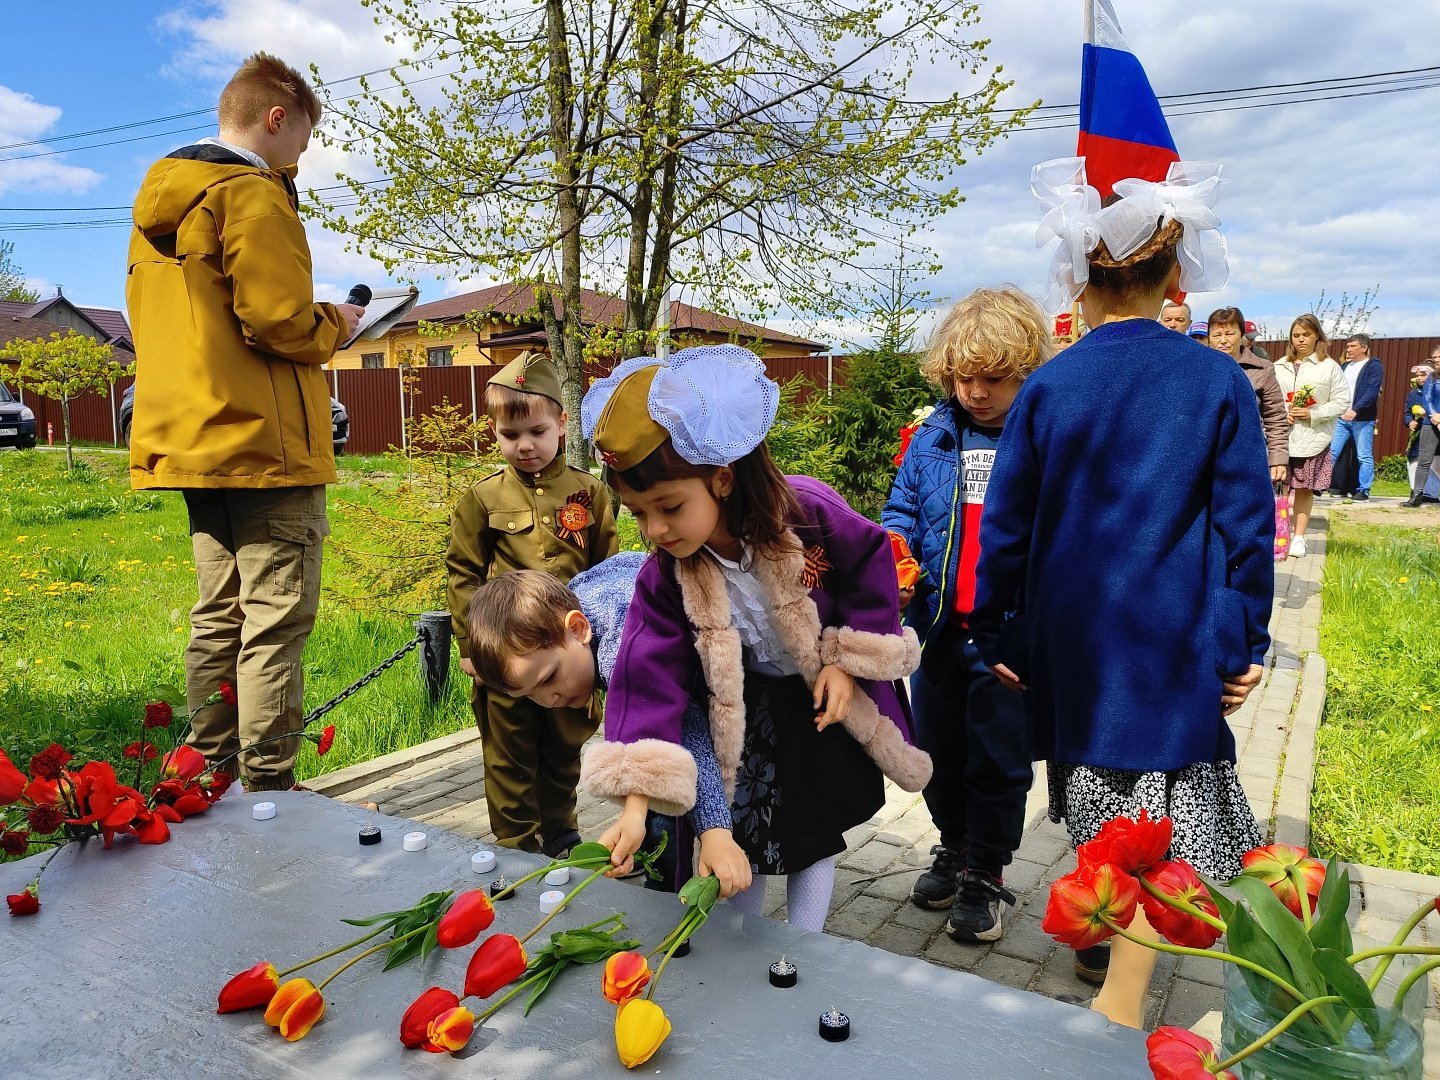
top-left (402, 831), bottom-right (427, 851)
top-left (252, 801), bottom-right (276, 821)
top-left (818, 1007), bottom-right (850, 1042)
top-left (358, 825), bottom-right (382, 846)
top-left (470, 849), bottom-right (496, 873)
top-left (544, 867), bottom-right (570, 886)
top-left (490, 875), bottom-right (514, 900)
top-left (769, 955), bottom-right (798, 988)
top-left (538, 889), bottom-right (565, 914)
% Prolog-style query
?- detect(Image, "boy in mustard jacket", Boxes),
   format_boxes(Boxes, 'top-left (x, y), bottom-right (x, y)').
top-left (447, 354), bottom-right (618, 854)
top-left (126, 54), bottom-right (364, 791)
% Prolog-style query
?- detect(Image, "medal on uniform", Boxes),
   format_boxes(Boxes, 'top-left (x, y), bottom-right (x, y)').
top-left (556, 491), bottom-right (593, 547)
top-left (800, 544), bottom-right (831, 589)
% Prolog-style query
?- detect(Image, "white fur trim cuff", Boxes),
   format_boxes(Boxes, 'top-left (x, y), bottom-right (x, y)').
top-left (818, 626), bottom-right (921, 681)
top-left (579, 738), bottom-right (698, 817)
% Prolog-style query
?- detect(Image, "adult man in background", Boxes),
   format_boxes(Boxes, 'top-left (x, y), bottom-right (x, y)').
top-left (127, 53), bottom-right (363, 790)
top-left (1405, 350), bottom-right (1440, 507)
top-left (1329, 333), bottom-right (1383, 500)
top-left (1243, 321), bottom-right (1269, 361)
top-left (1159, 300), bottom-right (1190, 332)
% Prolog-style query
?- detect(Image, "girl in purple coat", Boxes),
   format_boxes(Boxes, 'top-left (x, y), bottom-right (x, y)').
top-left (578, 345), bottom-right (931, 932)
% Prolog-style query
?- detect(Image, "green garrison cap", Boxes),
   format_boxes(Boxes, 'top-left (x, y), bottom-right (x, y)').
top-left (488, 351), bottom-right (564, 407)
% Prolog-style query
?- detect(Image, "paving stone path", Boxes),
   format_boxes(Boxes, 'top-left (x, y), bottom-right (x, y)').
top-left (311, 503), bottom-right (1438, 1066)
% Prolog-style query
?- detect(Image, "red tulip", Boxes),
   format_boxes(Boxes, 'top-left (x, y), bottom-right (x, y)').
top-left (1146, 1027), bottom-right (1237, 1080)
top-left (601, 950), bottom-right (652, 1004)
top-left (1041, 863), bottom-right (1139, 950)
top-left (133, 812), bottom-right (171, 845)
top-left (463, 934), bottom-right (527, 999)
top-left (25, 776), bottom-right (58, 807)
top-left (436, 890), bottom-right (496, 949)
top-left (1139, 860), bottom-right (1222, 949)
top-left (264, 978), bottom-right (326, 1041)
top-left (424, 1005), bottom-right (475, 1054)
top-left (0, 749), bottom-right (26, 805)
top-left (400, 987), bottom-right (460, 1048)
top-left (217, 961), bottom-right (281, 1013)
top-left (1240, 843), bottom-right (1325, 919)
top-left (6, 883), bottom-right (39, 916)
top-left (161, 745), bottom-right (207, 783)
top-left (316, 725), bottom-right (336, 756)
top-left (1077, 810), bottom-right (1172, 874)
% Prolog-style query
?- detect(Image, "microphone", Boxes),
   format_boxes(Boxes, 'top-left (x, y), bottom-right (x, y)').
top-left (344, 284), bottom-right (372, 308)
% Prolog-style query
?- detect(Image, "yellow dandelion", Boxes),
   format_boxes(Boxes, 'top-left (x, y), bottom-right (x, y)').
top-left (14, 535), bottom-right (28, 543)
top-left (80, 623), bottom-right (92, 630)
top-left (1398, 576), bottom-right (1409, 584)
top-left (64, 620), bottom-right (74, 628)
top-left (1422, 704), bottom-right (1434, 712)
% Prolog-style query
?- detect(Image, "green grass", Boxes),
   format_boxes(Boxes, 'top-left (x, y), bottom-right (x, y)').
top-left (1311, 517), bottom-right (1440, 875)
top-left (0, 450), bottom-right (471, 783)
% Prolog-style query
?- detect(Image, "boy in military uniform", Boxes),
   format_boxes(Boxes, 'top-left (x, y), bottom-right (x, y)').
top-left (447, 353), bottom-right (618, 854)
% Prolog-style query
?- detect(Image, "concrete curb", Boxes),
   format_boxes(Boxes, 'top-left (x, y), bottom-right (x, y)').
top-left (1273, 652), bottom-right (1326, 849)
top-left (305, 727), bottom-right (479, 797)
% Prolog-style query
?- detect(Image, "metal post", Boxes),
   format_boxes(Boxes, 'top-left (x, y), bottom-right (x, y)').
top-left (825, 350), bottom-right (834, 400)
top-left (656, 284), bottom-right (672, 361)
top-left (398, 365), bottom-right (409, 453)
top-left (415, 611), bottom-right (452, 704)
top-left (109, 380), bottom-right (119, 445)
top-left (469, 365), bottom-right (479, 453)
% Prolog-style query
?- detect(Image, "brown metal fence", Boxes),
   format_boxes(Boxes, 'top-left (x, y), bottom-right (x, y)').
top-left (11, 343), bottom-right (1430, 462)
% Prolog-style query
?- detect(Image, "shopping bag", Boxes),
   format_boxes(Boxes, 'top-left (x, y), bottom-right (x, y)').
top-left (1273, 482), bottom-right (1291, 561)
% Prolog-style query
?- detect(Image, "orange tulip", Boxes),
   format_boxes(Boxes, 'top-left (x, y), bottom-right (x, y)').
top-left (424, 1005), bottom-right (476, 1054)
top-left (435, 890), bottom-right (495, 949)
top-left (217, 961), bottom-right (281, 1013)
top-left (1077, 809), bottom-right (1172, 874)
top-left (463, 934), bottom-right (527, 999)
top-left (601, 951), bottom-right (651, 1004)
top-left (400, 986), bottom-right (460, 1048)
top-left (0, 750), bottom-right (25, 805)
top-left (1139, 861), bottom-right (1222, 950)
top-left (1239, 843), bottom-right (1325, 919)
top-left (161, 744), bottom-right (207, 783)
top-left (264, 978), bottom-right (326, 1041)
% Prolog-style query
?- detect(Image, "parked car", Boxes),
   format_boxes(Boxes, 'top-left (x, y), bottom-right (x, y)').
top-left (120, 384), bottom-right (350, 456)
top-left (0, 382), bottom-right (37, 449)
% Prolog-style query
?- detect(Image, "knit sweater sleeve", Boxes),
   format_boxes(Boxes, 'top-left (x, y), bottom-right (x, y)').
top-left (680, 704), bottom-right (732, 833)
top-left (1212, 369), bottom-right (1276, 667)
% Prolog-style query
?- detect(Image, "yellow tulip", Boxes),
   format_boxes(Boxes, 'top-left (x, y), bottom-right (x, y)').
top-left (614, 997), bottom-right (671, 1069)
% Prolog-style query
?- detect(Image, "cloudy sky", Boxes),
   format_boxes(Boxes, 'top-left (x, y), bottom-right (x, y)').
top-left (3, 0), bottom-right (1438, 347)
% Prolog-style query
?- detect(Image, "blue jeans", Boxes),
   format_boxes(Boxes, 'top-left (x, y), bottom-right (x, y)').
top-left (910, 622), bottom-right (1032, 875)
top-left (1330, 418), bottom-right (1375, 494)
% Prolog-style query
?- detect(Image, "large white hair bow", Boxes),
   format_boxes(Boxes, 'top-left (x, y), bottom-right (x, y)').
top-left (1032, 157), bottom-right (1229, 315)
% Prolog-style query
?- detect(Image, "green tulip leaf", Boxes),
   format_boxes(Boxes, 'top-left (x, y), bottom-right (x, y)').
top-left (633, 830), bottom-right (670, 880)
top-left (1230, 875), bottom-right (1326, 999)
top-left (1307, 860), bottom-right (1353, 957)
top-left (1312, 947), bottom-right (1382, 1043)
top-left (1206, 884), bottom-right (1236, 927)
top-left (382, 932), bottom-right (425, 971)
top-left (523, 957), bottom-right (569, 1015)
top-left (569, 841), bottom-right (613, 864)
top-left (1226, 902), bottom-right (1299, 1007)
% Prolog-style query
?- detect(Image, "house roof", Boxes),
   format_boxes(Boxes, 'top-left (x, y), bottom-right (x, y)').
top-left (0, 313), bottom-right (135, 365)
top-left (0, 296), bottom-right (133, 348)
top-left (402, 282), bottom-right (823, 351)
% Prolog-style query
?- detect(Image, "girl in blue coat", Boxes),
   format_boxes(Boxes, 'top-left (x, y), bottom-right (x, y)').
top-left (972, 158), bottom-right (1275, 1027)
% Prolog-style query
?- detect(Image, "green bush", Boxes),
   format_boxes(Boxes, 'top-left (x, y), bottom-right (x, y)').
top-left (1376, 453), bottom-right (1409, 483)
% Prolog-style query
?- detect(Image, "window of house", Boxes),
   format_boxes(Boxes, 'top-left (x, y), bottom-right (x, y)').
top-left (361, 353), bottom-right (384, 369)
top-left (426, 346), bottom-right (454, 367)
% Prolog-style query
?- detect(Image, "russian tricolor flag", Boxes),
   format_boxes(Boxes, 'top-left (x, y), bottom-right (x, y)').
top-left (1076, 0), bottom-right (1178, 198)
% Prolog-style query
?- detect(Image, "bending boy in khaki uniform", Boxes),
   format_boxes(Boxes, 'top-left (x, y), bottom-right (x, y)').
top-left (447, 354), bottom-right (618, 854)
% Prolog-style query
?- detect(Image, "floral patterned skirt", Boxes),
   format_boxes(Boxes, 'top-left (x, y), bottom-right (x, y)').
top-left (1047, 760), bottom-right (1261, 880)
top-left (1289, 448), bottom-right (1333, 492)
top-left (731, 671), bottom-right (884, 876)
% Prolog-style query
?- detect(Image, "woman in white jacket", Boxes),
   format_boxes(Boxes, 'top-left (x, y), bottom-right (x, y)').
top-left (1272, 314), bottom-right (1350, 557)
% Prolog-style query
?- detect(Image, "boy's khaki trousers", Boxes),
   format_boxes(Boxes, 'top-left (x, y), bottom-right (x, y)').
top-left (182, 486), bottom-right (328, 791)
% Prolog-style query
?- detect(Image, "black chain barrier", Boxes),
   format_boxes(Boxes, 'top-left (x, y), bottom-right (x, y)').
top-left (300, 611), bottom-right (451, 728)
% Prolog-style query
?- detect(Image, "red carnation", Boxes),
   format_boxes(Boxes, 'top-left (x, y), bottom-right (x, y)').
top-left (0, 830), bottom-right (29, 856)
top-left (316, 725), bottom-right (336, 757)
top-left (144, 701), bottom-right (174, 729)
top-left (28, 744), bottom-right (73, 782)
top-left (219, 682), bottom-right (237, 706)
top-left (7, 884), bottom-right (40, 916)
top-left (123, 741), bottom-right (159, 762)
top-left (26, 804), bottom-right (64, 834)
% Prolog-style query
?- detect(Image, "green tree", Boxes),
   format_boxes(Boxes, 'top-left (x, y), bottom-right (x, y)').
top-left (0, 331), bottom-right (130, 471)
top-left (825, 275), bottom-right (935, 519)
top-left (0, 241), bottom-right (40, 304)
top-left (318, 0), bottom-right (1030, 463)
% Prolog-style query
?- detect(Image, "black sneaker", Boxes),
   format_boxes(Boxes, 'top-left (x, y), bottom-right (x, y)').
top-left (910, 844), bottom-right (964, 909)
top-left (945, 869), bottom-right (1015, 942)
top-left (541, 829), bottom-right (582, 860)
top-left (1353, 491), bottom-right (1370, 501)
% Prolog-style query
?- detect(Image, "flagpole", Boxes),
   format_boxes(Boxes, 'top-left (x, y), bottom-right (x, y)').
top-left (1083, 0), bottom-right (1093, 44)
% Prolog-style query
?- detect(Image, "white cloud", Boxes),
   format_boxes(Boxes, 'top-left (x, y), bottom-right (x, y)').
top-left (0, 86), bottom-right (104, 196)
top-left (150, 0), bottom-right (1440, 344)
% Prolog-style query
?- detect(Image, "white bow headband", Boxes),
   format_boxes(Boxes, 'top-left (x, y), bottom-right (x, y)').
top-left (1032, 157), bottom-right (1229, 316)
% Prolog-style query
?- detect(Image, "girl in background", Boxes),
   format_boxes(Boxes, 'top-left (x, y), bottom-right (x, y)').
top-left (1271, 315), bottom-right (1349, 558)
